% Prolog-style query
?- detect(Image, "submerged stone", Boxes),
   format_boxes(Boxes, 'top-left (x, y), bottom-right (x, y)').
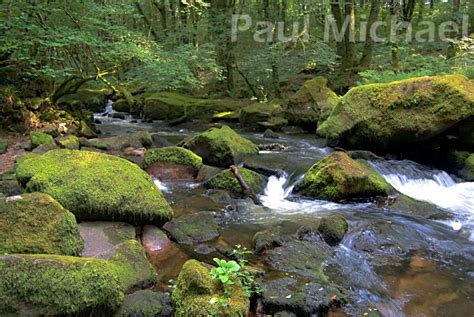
top-left (16, 149), bottom-right (173, 225)
top-left (0, 193), bottom-right (83, 256)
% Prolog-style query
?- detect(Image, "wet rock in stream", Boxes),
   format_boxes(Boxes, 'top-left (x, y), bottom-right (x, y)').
top-left (116, 289), bottom-right (173, 317)
top-left (163, 211), bottom-right (220, 245)
top-left (79, 222), bottom-right (157, 292)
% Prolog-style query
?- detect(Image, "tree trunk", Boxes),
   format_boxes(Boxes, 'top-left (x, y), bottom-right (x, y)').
top-left (360, 0), bottom-right (382, 67)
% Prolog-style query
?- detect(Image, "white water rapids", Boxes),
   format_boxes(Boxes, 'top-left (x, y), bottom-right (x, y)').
top-left (372, 160), bottom-right (474, 239)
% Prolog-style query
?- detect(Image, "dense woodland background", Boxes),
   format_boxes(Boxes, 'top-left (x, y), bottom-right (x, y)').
top-left (0, 0), bottom-right (473, 130)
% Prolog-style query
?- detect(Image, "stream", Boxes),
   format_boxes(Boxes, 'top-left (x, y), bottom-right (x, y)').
top-left (94, 109), bottom-right (474, 316)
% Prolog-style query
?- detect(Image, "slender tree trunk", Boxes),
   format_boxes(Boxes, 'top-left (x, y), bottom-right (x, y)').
top-left (447, 0), bottom-right (461, 58)
top-left (360, 0), bottom-right (381, 67)
top-left (343, 0), bottom-right (357, 69)
top-left (390, 0), bottom-right (401, 72)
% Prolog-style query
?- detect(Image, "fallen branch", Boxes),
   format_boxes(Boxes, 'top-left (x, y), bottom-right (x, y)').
top-left (230, 165), bottom-right (262, 205)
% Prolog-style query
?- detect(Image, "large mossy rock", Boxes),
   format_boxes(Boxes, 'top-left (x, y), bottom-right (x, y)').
top-left (283, 76), bottom-right (339, 129)
top-left (16, 149), bottom-right (173, 225)
top-left (0, 254), bottom-right (124, 316)
top-left (181, 125), bottom-right (259, 168)
top-left (172, 259), bottom-right (249, 317)
top-left (144, 92), bottom-right (246, 122)
top-left (144, 146), bottom-right (203, 180)
top-left (239, 101), bottom-right (283, 128)
top-left (79, 222), bottom-right (157, 292)
top-left (0, 193), bottom-right (83, 256)
top-left (295, 152), bottom-right (392, 201)
top-left (317, 75), bottom-right (474, 150)
top-left (204, 167), bottom-right (267, 197)
top-left (30, 131), bottom-right (54, 149)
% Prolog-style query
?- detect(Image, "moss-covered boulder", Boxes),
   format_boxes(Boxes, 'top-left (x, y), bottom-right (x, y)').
top-left (172, 259), bottom-right (249, 317)
top-left (144, 92), bottom-right (246, 122)
top-left (79, 222), bottom-right (157, 292)
top-left (79, 120), bottom-right (98, 139)
top-left (295, 152), bottom-right (392, 202)
top-left (283, 76), bottom-right (339, 130)
top-left (16, 149), bottom-right (173, 225)
top-left (0, 193), bottom-right (83, 255)
top-left (317, 214), bottom-right (348, 246)
top-left (181, 125), bottom-right (258, 168)
top-left (30, 131), bottom-right (54, 149)
top-left (57, 135), bottom-right (80, 150)
top-left (163, 211), bottom-right (219, 245)
top-left (317, 75), bottom-right (474, 150)
top-left (116, 290), bottom-right (172, 317)
top-left (0, 254), bottom-right (124, 316)
top-left (239, 101), bottom-right (282, 128)
top-left (205, 167), bottom-right (267, 198)
top-left (144, 146), bottom-right (203, 180)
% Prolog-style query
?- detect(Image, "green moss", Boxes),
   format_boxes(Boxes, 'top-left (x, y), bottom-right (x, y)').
top-left (295, 152), bottom-right (392, 201)
top-left (0, 254), bottom-right (124, 315)
top-left (108, 240), bottom-right (157, 292)
top-left (317, 75), bottom-right (474, 149)
top-left (205, 167), bottom-right (267, 197)
top-left (144, 92), bottom-right (247, 122)
top-left (144, 146), bottom-right (203, 170)
top-left (317, 214), bottom-right (348, 246)
top-left (79, 137), bottom-right (110, 150)
top-left (58, 135), bottom-right (80, 150)
top-left (16, 149), bottom-right (173, 225)
top-left (0, 139), bottom-right (7, 154)
top-left (172, 260), bottom-right (249, 317)
top-left (30, 131), bottom-right (54, 148)
top-left (239, 101), bottom-right (282, 127)
top-left (0, 193), bottom-right (83, 255)
top-left (212, 111), bottom-right (240, 122)
top-left (460, 154), bottom-right (474, 181)
top-left (80, 120), bottom-right (97, 138)
top-left (181, 125), bottom-right (259, 168)
top-left (284, 76), bottom-right (339, 127)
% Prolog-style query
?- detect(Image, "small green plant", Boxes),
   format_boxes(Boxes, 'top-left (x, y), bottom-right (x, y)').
top-left (210, 258), bottom-right (241, 286)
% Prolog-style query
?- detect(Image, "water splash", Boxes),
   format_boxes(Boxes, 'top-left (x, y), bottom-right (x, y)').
top-left (371, 160), bottom-right (474, 239)
top-left (153, 178), bottom-right (170, 193)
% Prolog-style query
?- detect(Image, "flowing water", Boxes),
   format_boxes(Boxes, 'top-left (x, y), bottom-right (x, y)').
top-left (94, 113), bottom-right (474, 316)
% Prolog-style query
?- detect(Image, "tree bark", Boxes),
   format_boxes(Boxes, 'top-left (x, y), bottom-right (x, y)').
top-left (230, 165), bottom-right (262, 205)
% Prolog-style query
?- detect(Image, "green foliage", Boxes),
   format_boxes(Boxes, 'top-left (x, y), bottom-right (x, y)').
top-left (211, 258), bottom-right (241, 286)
